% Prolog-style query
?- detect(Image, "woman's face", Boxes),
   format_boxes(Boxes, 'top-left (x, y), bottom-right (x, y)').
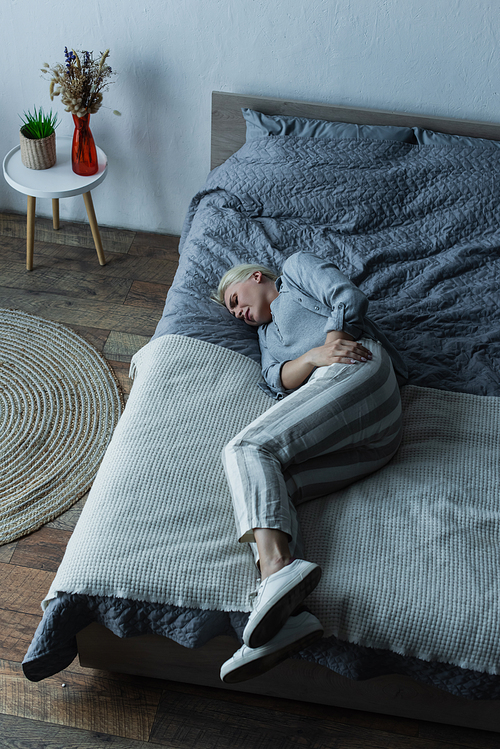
top-left (224, 272), bottom-right (275, 326)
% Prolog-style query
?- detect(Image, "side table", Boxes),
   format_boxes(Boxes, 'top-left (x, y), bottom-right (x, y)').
top-left (3, 136), bottom-right (108, 270)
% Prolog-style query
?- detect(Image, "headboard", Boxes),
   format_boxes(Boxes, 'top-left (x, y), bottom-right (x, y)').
top-left (211, 91), bottom-right (500, 170)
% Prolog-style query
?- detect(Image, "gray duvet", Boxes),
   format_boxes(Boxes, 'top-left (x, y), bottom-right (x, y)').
top-left (155, 135), bottom-right (500, 396)
top-left (24, 134), bottom-right (500, 696)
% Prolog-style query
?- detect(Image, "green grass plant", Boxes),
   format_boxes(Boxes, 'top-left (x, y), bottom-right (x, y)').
top-left (19, 107), bottom-right (59, 140)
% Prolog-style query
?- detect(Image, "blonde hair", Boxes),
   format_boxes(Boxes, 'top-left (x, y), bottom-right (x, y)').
top-left (210, 263), bottom-right (278, 307)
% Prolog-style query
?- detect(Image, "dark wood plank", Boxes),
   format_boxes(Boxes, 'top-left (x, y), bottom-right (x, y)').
top-left (0, 261), bottom-right (133, 303)
top-left (0, 659), bottom-right (162, 741)
top-left (153, 679), bottom-right (420, 738)
top-left (10, 527), bottom-right (73, 572)
top-left (46, 494), bottom-right (88, 533)
top-left (128, 230), bottom-right (180, 259)
top-left (0, 234), bottom-right (25, 253)
top-left (0, 239), bottom-right (104, 269)
top-left (124, 280), bottom-right (170, 310)
top-left (92, 252), bottom-right (178, 285)
top-left (150, 684), bottom-right (456, 749)
top-left (0, 562), bottom-right (55, 616)
top-left (0, 609), bottom-right (43, 663)
top-left (0, 541), bottom-right (18, 564)
top-left (0, 288), bottom-right (161, 336)
top-left (0, 713), bottom-right (153, 749)
top-left (0, 238), bottom-right (180, 285)
top-left (103, 331), bottom-right (150, 362)
top-left (70, 325), bottom-right (110, 353)
top-left (419, 720), bottom-right (500, 749)
top-left (0, 213), bottom-right (135, 254)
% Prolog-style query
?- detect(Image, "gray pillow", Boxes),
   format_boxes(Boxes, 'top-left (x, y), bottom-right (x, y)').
top-left (242, 108), bottom-right (417, 144)
top-left (413, 127), bottom-right (500, 148)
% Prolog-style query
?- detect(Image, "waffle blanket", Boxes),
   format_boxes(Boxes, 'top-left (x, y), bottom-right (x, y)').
top-left (45, 335), bottom-right (500, 673)
top-left (45, 335), bottom-right (266, 612)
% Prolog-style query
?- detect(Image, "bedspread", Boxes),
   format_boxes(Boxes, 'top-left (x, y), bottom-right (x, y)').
top-left (44, 335), bottom-right (268, 612)
top-left (154, 136), bottom-right (500, 396)
top-left (40, 335), bottom-right (500, 675)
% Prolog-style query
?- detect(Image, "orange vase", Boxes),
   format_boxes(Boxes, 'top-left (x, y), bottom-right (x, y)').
top-left (71, 114), bottom-right (98, 176)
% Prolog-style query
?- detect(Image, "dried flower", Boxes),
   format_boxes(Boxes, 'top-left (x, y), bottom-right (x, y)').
top-left (42, 47), bottom-right (116, 117)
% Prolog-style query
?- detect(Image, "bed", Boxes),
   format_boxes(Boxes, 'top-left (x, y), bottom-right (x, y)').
top-left (22, 91), bottom-right (500, 732)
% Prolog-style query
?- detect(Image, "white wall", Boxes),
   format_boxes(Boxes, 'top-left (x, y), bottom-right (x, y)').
top-left (1, 0), bottom-right (499, 236)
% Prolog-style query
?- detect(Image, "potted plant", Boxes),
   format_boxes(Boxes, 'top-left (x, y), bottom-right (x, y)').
top-left (19, 107), bottom-right (59, 170)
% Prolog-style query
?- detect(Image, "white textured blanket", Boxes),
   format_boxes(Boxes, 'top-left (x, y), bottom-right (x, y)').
top-left (46, 335), bottom-right (500, 673)
top-left (300, 384), bottom-right (500, 674)
top-left (46, 335), bottom-right (269, 611)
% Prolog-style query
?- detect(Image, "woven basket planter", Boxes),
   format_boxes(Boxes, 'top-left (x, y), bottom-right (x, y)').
top-left (19, 128), bottom-right (56, 170)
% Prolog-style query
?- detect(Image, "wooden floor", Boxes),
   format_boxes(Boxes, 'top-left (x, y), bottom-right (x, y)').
top-left (0, 211), bottom-right (497, 748)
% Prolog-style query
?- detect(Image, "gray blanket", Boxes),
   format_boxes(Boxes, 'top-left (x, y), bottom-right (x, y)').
top-left (154, 136), bottom-right (500, 396)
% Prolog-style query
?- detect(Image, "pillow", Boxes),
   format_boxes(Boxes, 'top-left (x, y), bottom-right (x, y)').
top-left (242, 108), bottom-right (417, 144)
top-left (413, 127), bottom-right (500, 149)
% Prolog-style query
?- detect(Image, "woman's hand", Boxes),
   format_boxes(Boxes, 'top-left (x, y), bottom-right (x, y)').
top-left (280, 332), bottom-right (372, 391)
top-left (310, 331), bottom-right (372, 367)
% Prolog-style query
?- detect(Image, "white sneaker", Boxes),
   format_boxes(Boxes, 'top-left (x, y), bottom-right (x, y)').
top-left (221, 611), bottom-right (324, 684)
top-left (243, 559), bottom-right (322, 649)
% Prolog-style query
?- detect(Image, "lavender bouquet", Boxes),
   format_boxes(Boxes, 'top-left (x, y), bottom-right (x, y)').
top-left (42, 48), bottom-right (116, 117)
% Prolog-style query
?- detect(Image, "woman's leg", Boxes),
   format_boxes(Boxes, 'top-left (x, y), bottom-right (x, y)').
top-left (223, 339), bottom-right (402, 565)
top-left (221, 340), bottom-right (402, 674)
top-left (253, 528), bottom-right (291, 580)
top-left (223, 340), bottom-right (402, 649)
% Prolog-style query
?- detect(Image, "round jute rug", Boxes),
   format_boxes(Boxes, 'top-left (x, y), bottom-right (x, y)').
top-left (0, 309), bottom-right (124, 545)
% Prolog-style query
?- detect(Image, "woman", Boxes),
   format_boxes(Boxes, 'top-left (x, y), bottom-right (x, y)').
top-left (212, 251), bottom-right (407, 683)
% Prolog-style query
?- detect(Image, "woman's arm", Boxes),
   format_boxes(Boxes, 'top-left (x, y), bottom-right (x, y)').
top-left (283, 253), bottom-right (369, 339)
top-left (280, 331), bottom-right (372, 391)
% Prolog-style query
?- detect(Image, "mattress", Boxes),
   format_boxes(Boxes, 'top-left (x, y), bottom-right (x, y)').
top-left (24, 127), bottom-right (500, 696)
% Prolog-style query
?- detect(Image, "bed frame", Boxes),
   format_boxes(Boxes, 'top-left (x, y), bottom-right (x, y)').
top-left (77, 91), bottom-right (500, 732)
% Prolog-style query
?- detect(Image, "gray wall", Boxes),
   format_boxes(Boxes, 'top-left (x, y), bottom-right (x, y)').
top-left (1, 0), bottom-right (499, 235)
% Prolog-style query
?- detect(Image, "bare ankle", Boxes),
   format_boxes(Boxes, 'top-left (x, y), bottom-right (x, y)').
top-left (253, 528), bottom-right (292, 580)
top-left (260, 555), bottom-right (291, 581)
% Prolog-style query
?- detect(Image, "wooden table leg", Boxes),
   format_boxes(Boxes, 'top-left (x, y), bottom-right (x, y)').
top-left (26, 195), bottom-right (36, 271)
top-left (52, 198), bottom-right (60, 230)
top-left (83, 191), bottom-right (106, 266)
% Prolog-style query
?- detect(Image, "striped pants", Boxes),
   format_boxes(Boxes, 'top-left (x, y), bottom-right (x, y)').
top-left (222, 339), bottom-right (403, 562)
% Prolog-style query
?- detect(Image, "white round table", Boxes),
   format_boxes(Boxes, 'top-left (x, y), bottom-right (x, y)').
top-left (3, 136), bottom-right (108, 270)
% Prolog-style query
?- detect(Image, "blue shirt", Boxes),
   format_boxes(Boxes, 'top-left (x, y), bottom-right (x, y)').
top-left (258, 252), bottom-right (408, 398)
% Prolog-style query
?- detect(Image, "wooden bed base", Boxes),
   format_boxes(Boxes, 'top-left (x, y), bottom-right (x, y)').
top-left (78, 623), bottom-right (500, 732)
top-left (77, 92), bottom-right (500, 732)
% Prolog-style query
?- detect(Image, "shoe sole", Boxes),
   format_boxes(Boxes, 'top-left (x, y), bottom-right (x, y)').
top-left (245, 565), bottom-right (322, 649)
top-left (221, 629), bottom-right (324, 684)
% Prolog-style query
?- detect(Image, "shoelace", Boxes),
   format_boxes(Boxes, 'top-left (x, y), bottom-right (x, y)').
top-left (248, 560), bottom-right (298, 606)
top-left (248, 578), bottom-right (262, 605)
